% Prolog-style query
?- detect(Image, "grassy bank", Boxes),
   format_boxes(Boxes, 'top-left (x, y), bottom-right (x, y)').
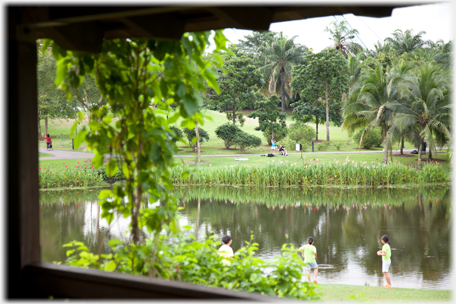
top-left (319, 284), bottom-right (451, 302)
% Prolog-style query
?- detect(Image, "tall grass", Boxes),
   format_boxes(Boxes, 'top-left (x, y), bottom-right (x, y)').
top-left (39, 163), bottom-right (104, 188)
top-left (170, 157), bottom-right (449, 187)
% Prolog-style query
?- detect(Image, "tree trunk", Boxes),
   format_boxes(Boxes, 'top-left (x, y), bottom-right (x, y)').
top-left (232, 97), bottom-right (236, 124)
top-left (195, 198), bottom-right (201, 239)
top-left (281, 67), bottom-right (286, 111)
top-left (44, 116), bottom-right (48, 136)
top-left (195, 123), bottom-right (201, 163)
top-left (382, 127), bottom-right (388, 164)
top-left (132, 184), bottom-right (142, 244)
top-left (417, 139), bottom-right (423, 169)
top-left (315, 117), bottom-right (319, 141)
top-left (271, 125), bottom-right (274, 142)
top-left (400, 136), bottom-right (404, 155)
top-left (38, 119), bottom-right (42, 140)
top-left (325, 78), bottom-right (330, 142)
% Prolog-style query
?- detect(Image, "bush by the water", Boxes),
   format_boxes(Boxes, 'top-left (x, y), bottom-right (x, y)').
top-left (233, 132), bottom-right (262, 153)
top-left (215, 123), bottom-right (242, 149)
top-left (63, 232), bottom-right (321, 300)
top-left (183, 127), bottom-right (210, 149)
top-left (170, 158), bottom-right (448, 187)
top-left (353, 129), bottom-right (382, 149)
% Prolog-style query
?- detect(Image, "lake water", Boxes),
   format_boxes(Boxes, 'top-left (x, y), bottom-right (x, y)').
top-left (40, 185), bottom-right (452, 290)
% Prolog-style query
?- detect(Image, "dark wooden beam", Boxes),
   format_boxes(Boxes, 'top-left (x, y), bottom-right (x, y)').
top-left (7, 7), bottom-right (41, 298)
top-left (207, 7), bottom-right (273, 31)
top-left (39, 21), bottom-right (103, 53)
top-left (24, 262), bottom-right (288, 300)
top-left (121, 13), bottom-right (185, 40)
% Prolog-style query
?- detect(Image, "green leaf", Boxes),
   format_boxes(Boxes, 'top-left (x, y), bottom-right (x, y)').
top-left (98, 189), bottom-right (112, 199)
top-left (66, 250), bottom-right (75, 257)
top-left (55, 58), bottom-right (69, 87)
top-left (122, 162), bottom-right (131, 179)
top-left (106, 160), bottom-right (118, 177)
top-left (92, 153), bottom-right (104, 168)
top-left (183, 94), bottom-right (197, 116)
top-left (104, 260), bottom-right (117, 272)
top-left (108, 239), bottom-right (124, 247)
top-left (73, 129), bottom-right (87, 149)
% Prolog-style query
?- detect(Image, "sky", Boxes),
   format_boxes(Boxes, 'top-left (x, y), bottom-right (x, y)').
top-left (222, 2), bottom-right (454, 52)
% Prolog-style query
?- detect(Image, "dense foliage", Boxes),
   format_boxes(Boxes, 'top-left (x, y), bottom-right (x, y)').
top-left (215, 123), bottom-right (242, 149)
top-left (183, 127), bottom-right (210, 149)
top-left (63, 233), bottom-right (321, 300)
top-left (233, 132), bottom-right (262, 153)
top-left (353, 128), bottom-right (382, 149)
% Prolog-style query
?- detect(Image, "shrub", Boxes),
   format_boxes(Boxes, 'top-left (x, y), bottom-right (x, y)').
top-left (183, 127), bottom-right (210, 149)
top-left (334, 142), bottom-right (343, 151)
top-left (63, 234), bottom-right (321, 301)
top-left (353, 129), bottom-right (382, 149)
top-left (263, 127), bottom-right (287, 145)
top-left (287, 122), bottom-right (316, 144)
top-left (168, 126), bottom-right (183, 143)
top-left (316, 141), bottom-right (330, 151)
top-left (215, 123), bottom-right (242, 149)
top-left (233, 132), bottom-right (262, 153)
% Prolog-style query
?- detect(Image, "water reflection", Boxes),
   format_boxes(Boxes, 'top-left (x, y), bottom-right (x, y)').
top-left (40, 186), bottom-right (451, 290)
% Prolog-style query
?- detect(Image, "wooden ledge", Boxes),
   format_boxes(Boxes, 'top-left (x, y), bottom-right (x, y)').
top-left (23, 262), bottom-right (287, 300)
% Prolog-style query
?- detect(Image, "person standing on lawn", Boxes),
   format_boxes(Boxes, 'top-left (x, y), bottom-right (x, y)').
top-left (271, 139), bottom-right (276, 154)
top-left (298, 236), bottom-right (318, 283)
top-left (46, 134), bottom-right (53, 151)
top-left (377, 234), bottom-right (393, 288)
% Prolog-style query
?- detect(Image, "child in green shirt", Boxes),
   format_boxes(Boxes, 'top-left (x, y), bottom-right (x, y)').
top-left (298, 236), bottom-right (318, 283)
top-left (377, 234), bottom-right (392, 288)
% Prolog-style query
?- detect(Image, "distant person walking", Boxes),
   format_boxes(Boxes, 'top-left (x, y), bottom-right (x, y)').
top-left (377, 235), bottom-right (393, 288)
top-left (46, 134), bottom-right (53, 151)
top-left (299, 236), bottom-right (318, 283)
top-left (271, 139), bottom-right (276, 154)
top-left (218, 235), bottom-right (234, 266)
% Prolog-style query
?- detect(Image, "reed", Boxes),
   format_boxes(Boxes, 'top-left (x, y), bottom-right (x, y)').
top-left (169, 158), bottom-right (449, 187)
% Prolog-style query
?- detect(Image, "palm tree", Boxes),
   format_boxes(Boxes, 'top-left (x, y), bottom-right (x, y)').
top-left (347, 53), bottom-right (363, 89)
top-left (342, 61), bottom-right (412, 164)
top-left (324, 20), bottom-right (364, 58)
top-left (384, 29), bottom-right (431, 56)
top-left (257, 32), bottom-right (308, 111)
top-left (389, 63), bottom-right (451, 169)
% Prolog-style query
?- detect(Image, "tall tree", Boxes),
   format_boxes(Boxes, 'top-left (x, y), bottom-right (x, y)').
top-left (257, 32), bottom-right (308, 111)
top-left (324, 20), bottom-right (364, 58)
top-left (37, 41), bottom-right (79, 138)
top-left (292, 98), bottom-right (342, 141)
top-left (390, 63), bottom-right (451, 168)
top-left (384, 29), bottom-right (431, 56)
top-left (291, 49), bottom-right (348, 141)
top-left (236, 31), bottom-right (279, 59)
top-left (205, 48), bottom-right (263, 125)
top-left (248, 95), bottom-right (287, 143)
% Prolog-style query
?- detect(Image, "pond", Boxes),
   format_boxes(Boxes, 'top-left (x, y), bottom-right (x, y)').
top-left (40, 185), bottom-right (452, 290)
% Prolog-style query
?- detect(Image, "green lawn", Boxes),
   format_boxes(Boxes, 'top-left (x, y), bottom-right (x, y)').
top-left (39, 152), bottom-right (53, 157)
top-left (40, 109), bottom-right (422, 153)
top-left (319, 284), bottom-right (451, 302)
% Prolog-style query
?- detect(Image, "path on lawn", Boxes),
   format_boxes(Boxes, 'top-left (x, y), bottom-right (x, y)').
top-left (39, 147), bottom-right (442, 161)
